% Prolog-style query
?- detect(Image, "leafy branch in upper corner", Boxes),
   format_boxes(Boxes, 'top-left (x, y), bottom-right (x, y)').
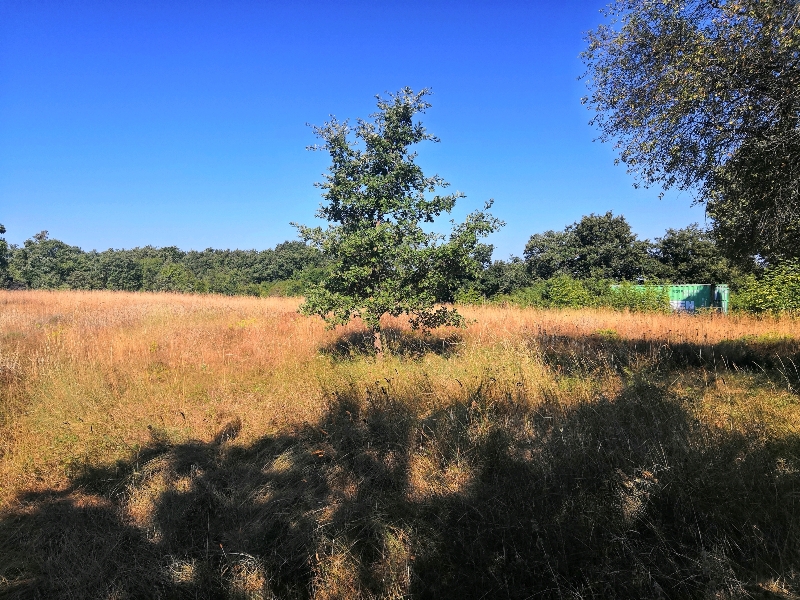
top-left (582, 0), bottom-right (800, 262)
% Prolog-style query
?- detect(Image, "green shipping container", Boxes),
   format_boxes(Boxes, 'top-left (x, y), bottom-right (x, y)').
top-left (667, 284), bottom-right (729, 314)
top-left (617, 284), bottom-right (729, 313)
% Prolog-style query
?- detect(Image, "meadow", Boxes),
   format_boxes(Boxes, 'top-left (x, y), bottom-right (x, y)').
top-left (1, 290), bottom-right (800, 599)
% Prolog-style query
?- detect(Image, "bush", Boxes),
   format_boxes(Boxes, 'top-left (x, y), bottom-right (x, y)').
top-left (153, 263), bottom-right (197, 293)
top-left (604, 281), bottom-right (671, 313)
top-left (454, 287), bottom-right (486, 305)
top-left (546, 275), bottom-right (593, 308)
top-left (258, 279), bottom-right (306, 297)
top-left (495, 281), bottom-right (546, 308)
top-left (496, 277), bottom-right (590, 309)
top-left (497, 276), bottom-right (671, 313)
top-left (731, 261), bottom-right (800, 315)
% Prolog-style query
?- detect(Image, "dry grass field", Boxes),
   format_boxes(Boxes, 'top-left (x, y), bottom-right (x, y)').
top-left (2, 290), bottom-right (800, 598)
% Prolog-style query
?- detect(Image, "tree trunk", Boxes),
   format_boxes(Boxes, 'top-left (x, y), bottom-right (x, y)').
top-left (373, 213), bottom-right (384, 359)
top-left (373, 327), bottom-right (383, 358)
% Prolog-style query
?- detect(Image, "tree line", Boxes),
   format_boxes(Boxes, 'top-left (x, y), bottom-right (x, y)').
top-left (471, 212), bottom-right (741, 300)
top-left (0, 212), bottom-right (743, 299)
top-left (0, 228), bottom-right (325, 296)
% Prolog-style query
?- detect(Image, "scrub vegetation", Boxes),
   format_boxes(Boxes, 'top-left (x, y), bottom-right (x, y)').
top-left (9, 214), bottom-right (800, 315)
top-left (2, 290), bottom-right (800, 598)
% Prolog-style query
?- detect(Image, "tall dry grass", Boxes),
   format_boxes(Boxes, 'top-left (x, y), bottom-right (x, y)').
top-left (2, 290), bottom-right (800, 598)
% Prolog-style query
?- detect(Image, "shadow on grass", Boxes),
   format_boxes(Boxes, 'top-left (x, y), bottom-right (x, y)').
top-left (531, 331), bottom-right (800, 392)
top-left (2, 379), bottom-right (800, 598)
top-left (321, 327), bottom-right (464, 360)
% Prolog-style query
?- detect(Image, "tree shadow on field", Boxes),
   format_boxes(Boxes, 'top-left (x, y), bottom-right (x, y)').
top-left (2, 377), bottom-right (800, 597)
top-left (321, 327), bottom-right (463, 360)
top-left (531, 329), bottom-right (800, 393)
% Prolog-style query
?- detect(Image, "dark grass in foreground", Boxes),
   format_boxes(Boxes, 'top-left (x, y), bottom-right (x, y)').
top-left (3, 333), bottom-right (800, 599)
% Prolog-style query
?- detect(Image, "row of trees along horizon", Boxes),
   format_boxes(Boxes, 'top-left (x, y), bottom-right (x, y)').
top-left (1, 213), bottom-right (794, 314)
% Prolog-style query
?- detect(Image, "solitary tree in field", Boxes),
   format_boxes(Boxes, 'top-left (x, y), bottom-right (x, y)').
top-left (294, 88), bottom-right (502, 355)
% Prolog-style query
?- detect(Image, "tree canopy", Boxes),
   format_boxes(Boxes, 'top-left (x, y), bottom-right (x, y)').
top-left (522, 214), bottom-right (736, 284)
top-left (3, 210), bottom-right (741, 301)
top-left (571, 211), bottom-right (654, 280)
top-left (653, 223), bottom-right (733, 283)
top-left (294, 88), bottom-right (502, 353)
top-left (524, 212), bottom-right (654, 281)
top-left (582, 0), bottom-right (800, 261)
top-left (523, 229), bottom-right (578, 280)
top-left (2, 231), bottom-right (324, 295)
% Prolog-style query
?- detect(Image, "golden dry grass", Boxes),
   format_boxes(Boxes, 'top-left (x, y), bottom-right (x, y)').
top-left (2, 290), bottom-right (800, 598)
top-left (2, 290), bottom-right (795, 503)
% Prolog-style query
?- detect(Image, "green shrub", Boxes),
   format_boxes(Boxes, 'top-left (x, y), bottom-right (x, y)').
top-left (731, 261), bottom-right (800, 315)
top-left (495, 281), bottom-right (547, 308)
top-left (153, 263), bottom-right (197, 293)
top-left (454, 287), bottom-right (486, 305)
top-left (496, 277), bottom-right (670, 313)
top-left (495, 277), bottom-right (590, 309)
top-left (604, 282), bottom-right (671, 313)
top-left (545, 275), bottom-right (592, 308)
top-left (259, 279), bottom-right (306, 297)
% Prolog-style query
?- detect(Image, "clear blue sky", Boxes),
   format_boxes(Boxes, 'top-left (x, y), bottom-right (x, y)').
top-left (0, 0), bottom-right (706, 259)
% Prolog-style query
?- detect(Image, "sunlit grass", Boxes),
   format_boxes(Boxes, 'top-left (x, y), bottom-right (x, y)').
top-left (1, 290), bottom-right (799, 598)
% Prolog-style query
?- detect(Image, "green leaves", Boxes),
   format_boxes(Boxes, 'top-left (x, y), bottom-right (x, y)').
top-left (0, 224), bottom-right (8, 286)
top-left (524, 212), bottom-right (655, 282)
top-left (582, 0), bottom-right (800, 261)
top-left (731, 260), bottom-right (800, 314)
top-left (3, 234), bottom-right (324, 295)
top-left (295, 88), bottom-right (502, 347)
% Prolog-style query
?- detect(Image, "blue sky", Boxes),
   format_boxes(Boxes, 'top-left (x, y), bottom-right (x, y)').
top-left (0, 0), bottom-right (706, 259)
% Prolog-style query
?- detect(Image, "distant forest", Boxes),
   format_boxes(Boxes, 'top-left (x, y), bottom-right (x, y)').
top-left (0, 212), bottom-right (749, 299)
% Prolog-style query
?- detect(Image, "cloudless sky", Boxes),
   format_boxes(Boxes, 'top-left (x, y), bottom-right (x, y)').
top-left (0, 0), bottom-right (707, 259)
